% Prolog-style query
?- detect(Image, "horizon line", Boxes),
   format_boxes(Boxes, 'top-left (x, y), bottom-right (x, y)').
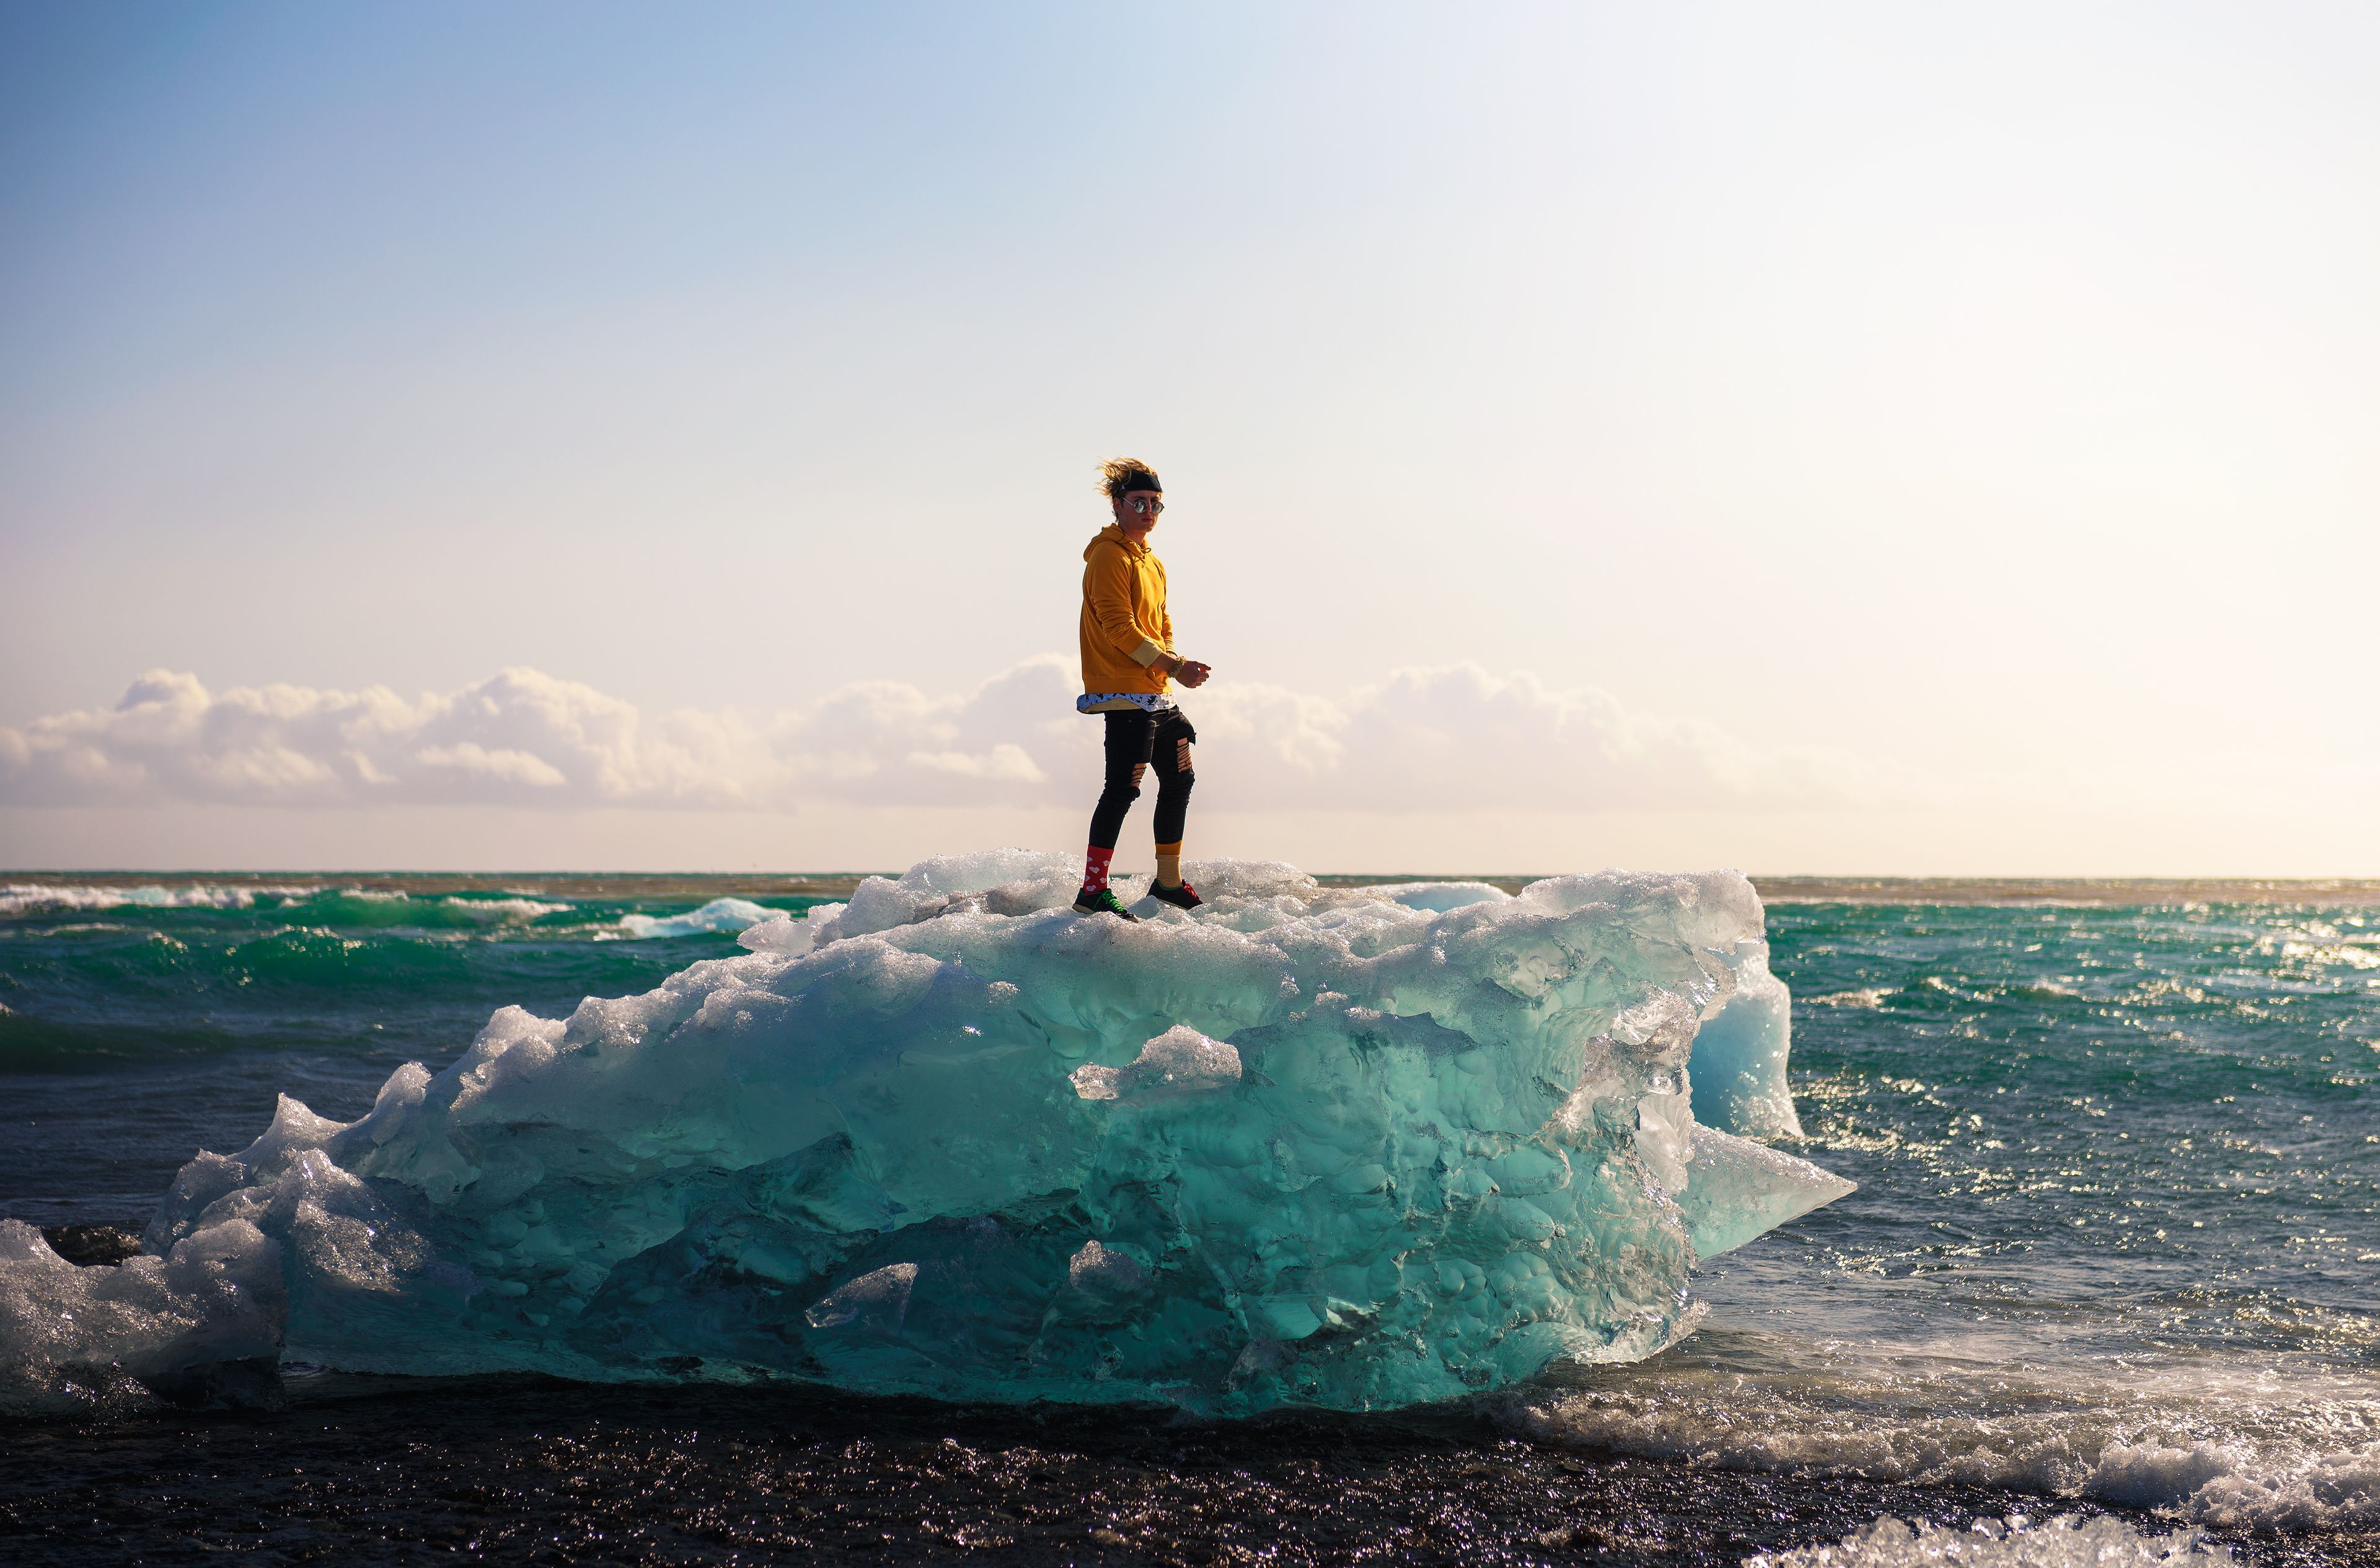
top-left (10, 868), bottom-right (2380, 910)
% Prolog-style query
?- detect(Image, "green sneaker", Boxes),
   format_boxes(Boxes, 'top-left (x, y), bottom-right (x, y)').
top-left (1070, 886), bottom-right (1139, 920)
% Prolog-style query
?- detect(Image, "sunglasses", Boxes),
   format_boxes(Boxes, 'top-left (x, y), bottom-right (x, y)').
top-left (1129, 497), bottom-right (1165, 515)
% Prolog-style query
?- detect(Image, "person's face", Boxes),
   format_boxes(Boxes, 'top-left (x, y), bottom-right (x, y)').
top-left (1113, 490), bottom-right (1163, 535)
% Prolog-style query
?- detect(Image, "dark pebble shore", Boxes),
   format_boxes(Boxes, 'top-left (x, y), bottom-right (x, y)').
top-left (2, 1373), bottom-right (2365, 1567)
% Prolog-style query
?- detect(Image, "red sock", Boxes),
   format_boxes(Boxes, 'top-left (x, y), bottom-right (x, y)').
top-left (1081, 845), bottom-right (1114, 894)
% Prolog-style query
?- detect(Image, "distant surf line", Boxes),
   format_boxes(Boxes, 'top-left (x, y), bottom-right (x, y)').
top-left (9, 871), bottom-right (2380, 909)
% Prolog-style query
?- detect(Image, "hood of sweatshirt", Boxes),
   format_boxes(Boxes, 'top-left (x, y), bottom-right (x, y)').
top-left (1085, 523), bottom-right (1147, 562)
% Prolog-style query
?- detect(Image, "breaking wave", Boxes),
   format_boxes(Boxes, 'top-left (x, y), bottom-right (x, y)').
top-left (1749, 1512), bottom-right (2236, 1567)
top-left (0, 883), bottom-right (320, 917)
top-left (1505, 1323), bottom-right (2380, 1534)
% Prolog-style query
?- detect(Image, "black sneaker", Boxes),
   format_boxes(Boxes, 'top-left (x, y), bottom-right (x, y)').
top-left (1150, 881), bottom-right (1202, 911)
top-left (1070, 887), bottom-right (1139, 920)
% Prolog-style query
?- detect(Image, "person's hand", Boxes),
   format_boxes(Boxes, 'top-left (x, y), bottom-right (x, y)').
top-left (1175, 659), bottom-right (1212, 689)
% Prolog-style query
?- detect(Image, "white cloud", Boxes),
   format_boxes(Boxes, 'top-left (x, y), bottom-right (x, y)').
top-left (1199, 666), bottom-right (1882, 813)
top-left (413, 743), bottom-right (569, 789)
top-left (0, 659), bottom-right (1884, 815)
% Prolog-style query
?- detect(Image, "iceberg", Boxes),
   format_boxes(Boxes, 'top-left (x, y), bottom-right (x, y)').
top-left (0, 852), bottom-right (1851, 1415)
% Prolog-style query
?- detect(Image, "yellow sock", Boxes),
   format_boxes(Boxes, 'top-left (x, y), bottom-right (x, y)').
top-left (1155, 842), bottom-right (1183, 888)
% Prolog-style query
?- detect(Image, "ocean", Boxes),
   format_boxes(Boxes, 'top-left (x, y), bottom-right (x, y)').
top-left (1, 873), bottom-right (2373, 1566)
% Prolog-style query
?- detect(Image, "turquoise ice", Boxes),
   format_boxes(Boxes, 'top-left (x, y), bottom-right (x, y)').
top-left (1, 852), bottom-right (1850, 1414)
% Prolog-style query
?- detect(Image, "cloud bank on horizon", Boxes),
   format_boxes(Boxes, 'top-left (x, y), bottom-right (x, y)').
top-left (8, 665), bottom-right (2378, 876)
top-left (0, 663), bottom-right (1880, 817)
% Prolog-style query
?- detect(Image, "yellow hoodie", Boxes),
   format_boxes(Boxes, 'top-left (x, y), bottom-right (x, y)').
top-left (1079, 524), bottom-right (1173, 696)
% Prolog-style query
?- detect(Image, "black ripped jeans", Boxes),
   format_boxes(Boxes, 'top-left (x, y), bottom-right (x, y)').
top-left (1088, 708), bottom-right (1196, 852)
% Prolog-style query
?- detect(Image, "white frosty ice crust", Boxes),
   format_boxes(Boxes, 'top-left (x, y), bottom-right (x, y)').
top-left (0, 1217), bottom-right (284, 1414)
top-left (0, 851), bottom-right (1849, 1415)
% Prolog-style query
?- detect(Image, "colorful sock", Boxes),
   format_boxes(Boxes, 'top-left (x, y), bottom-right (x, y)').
top-left (1155, 842), bottom-right (1183, 889)
top-left (1082, 845), bottom-right (1114, 894)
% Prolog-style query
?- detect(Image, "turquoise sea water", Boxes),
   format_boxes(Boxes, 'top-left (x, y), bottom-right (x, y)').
top-left (1, 878), bottom-right (2374, 1561)
top-left (1525, 897), bottom-right (2378, 1540)
top-left (0, 881), bottom-right (831, 1228)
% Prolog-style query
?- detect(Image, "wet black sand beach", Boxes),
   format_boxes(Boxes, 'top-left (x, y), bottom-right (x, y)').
top-left (1, 1375), bottom-right (2361, 1567)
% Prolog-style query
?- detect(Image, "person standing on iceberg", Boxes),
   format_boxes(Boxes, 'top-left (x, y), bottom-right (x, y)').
top-left (1072, 457), bottom-right (1212, 919)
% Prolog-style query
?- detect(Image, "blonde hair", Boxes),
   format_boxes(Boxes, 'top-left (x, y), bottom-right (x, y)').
top-left (1097, 457), bottom-right (1161, 499)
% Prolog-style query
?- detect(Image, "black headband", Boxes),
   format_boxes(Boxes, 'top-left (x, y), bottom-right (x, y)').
top-left (1112, 471), bottom-right (1160, 496)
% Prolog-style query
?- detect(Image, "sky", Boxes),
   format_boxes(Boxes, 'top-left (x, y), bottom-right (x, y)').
top-left (4, 2), bottom-right (2377, 875)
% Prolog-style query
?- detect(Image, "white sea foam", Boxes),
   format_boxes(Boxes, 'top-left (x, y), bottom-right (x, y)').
top-left (1747, 1512), bottom-right (2234, 1567)
top-left (438, 896), bottom-right (572, 924)
top-left (1804, 987), bottom-right (1892, 1009)
top-left (615, 897), bottom-right (780, 938)
top-left (0, 883), bottom-right (319, 917)
top-left (1507, 1326), bottom-right (2380, 1534)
